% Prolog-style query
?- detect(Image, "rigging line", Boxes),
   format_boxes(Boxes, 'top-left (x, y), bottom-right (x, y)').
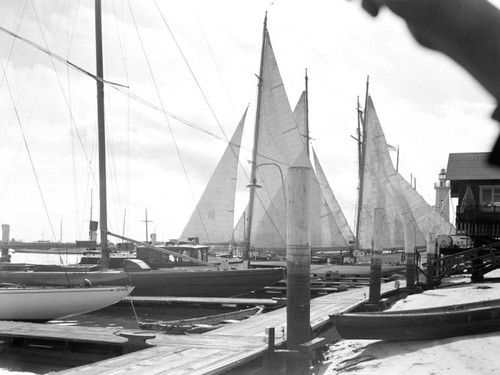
top-left (0, 1), bottom-right (29, 151)
top-left (153, 0), bottom-right (229, 143)
top-left (65, 0), bottom-right (83, 239)
top-left (189, 2), bottom-right (238, 119)
top-left (30, 3), bottom-right (90, 243)
top-left (29, 3), bottom-right (99, 196)
top-left (127, 0), bottom-right (213, 239)
top-left (0, 0), bottom-right (28, 92)
top-left (0, 1), bottom-right (30, 206)
top-left (0, 59), bottom-right (57, 242)
top-left (0, 22), bottom-right (289, 169)
top-left (127, 0), bottom-right (213, 242)
top-left (0, 22), bottom-right (221, 147)
top-left (112, 0), bottom-right (131, 231)
top-left (0, 24), bottom-right (128, 89)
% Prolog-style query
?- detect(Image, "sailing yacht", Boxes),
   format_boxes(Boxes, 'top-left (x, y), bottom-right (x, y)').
top-left (357, 95), bottom-right (455, 252)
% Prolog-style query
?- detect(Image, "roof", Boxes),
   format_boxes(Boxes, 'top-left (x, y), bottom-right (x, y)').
top-left (446, 152), bottom-right (500, 180)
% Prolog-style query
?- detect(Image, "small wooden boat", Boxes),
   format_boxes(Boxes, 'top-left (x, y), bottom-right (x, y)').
top-left (332, 298), bottom-right (500, 341)
top-left (139, 306), bottom-right (264, 334)
top-left (0, 283), bottom-right (134, 323)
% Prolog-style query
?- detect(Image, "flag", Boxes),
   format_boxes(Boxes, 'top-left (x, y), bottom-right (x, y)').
top-left (387, 143), bottom-right (398, 152)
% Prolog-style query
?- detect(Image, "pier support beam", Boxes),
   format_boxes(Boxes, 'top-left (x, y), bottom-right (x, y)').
top-left (1, 224), bottom-right (10, 262)
top-left (426, 232), bottom-right (436, 285)
top-left (403, 212), bottom-right (416, 290)
top-left (286, 164), bottom-right (312, 375)
top-left (369, 208), bottom-right (384, 304)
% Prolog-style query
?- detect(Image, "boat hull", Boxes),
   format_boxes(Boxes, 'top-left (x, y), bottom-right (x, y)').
top-left (251, 261), bottom-right (405, 276)
top-left (332, 299), bottom-right (500, 341)
top-left (0, 268), bottom-right (284, 297)
top-left (0, 285), bottom-right (133, 322)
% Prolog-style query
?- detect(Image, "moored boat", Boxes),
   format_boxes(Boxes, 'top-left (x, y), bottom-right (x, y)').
top-left (0, 283), bottom-right (133, 323)
top-left (332, 298), bottom-right (500, 341)
top-left (250, 260), bottom-right (405, 277)
top-left (0, 263), bottom-right (284, 297)
top-left (139, 305), bottom-right (264, 334)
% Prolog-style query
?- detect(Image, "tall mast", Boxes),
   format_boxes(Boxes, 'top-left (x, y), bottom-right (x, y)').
top-left (305, 69), bottom-right (310, 156)
top-left (244, 13), bottom-right (267, 260)
top-left (355, 76), bottom-right (369, 250)
top-left (95, 0), bottom-right (109, 269)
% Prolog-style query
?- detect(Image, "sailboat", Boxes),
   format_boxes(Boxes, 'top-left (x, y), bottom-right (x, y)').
top-left (229, 17), bottom-right (354, 258)
top-left (0, 1), bottom-right (283, 297)
top-left (0, 283), bottom-right (133, 323)
top-left (356, 94), bottom-right (455, 253)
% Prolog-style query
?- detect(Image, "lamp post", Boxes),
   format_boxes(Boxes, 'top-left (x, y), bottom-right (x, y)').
top-left (245, 162), bottom-right (287, 259)
top-left (247, 161), bottom-right (312, 374)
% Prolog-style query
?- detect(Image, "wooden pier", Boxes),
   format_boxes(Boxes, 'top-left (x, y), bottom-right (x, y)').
top-left (121, 296), bottom-right (279, 307)
top-left (0, 281), bottom-right (404, 374)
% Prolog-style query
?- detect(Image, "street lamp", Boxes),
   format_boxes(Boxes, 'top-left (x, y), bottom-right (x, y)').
top-left (244, 162), bottom-right (287, 261)
top-left (246, 162), bottom-right (287, 203)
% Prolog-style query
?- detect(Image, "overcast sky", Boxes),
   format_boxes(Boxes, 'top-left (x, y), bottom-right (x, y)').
top-left (0, 0), bottom-right (498, 243)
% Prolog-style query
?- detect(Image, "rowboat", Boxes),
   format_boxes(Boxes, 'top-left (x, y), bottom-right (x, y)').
top-left (332, 298), bottom-right (500, 341)
top-left (139, 306), bottom-right (264, 334)
top-left (0, 283), bottom-right (133, 323)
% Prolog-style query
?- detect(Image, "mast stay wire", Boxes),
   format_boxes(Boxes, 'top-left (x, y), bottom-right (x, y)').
top-left (30, 1), bottom-right (99, 245)
top-left (0, 59), bottom-right (58, 244)
top-left (112, 0), bottom-right (132, 237)
top-left (0, 23), bottom-right (291, 170)
top-left (126, 0), bottom-right (206, 240)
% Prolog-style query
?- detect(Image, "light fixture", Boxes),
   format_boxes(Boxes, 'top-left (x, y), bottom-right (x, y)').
top-left (246, 177), bottom-right (262, 189)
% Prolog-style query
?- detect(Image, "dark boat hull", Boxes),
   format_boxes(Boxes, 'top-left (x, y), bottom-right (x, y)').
top-left (0, 268), bottom-right (284, 297)
top-left (332, 299), bottom-right (500, 341)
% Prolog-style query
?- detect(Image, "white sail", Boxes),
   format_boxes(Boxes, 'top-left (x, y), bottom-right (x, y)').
top-left (235, 29), bottom-right (357, 252)
top-left (293, 90), bottom-right (308, 146)
top-left (292, 89), bottom-right (352, 249)
top-left (243, 30), bottom-right (306, 250)
top-left (179, 110), bottom-right (247, 244)
top-left (397, 174), bottom-right (455, 238)
top-left (358, 96), bottom-right (425, 250)
top-left (313, 148), bottom-right (354, 246)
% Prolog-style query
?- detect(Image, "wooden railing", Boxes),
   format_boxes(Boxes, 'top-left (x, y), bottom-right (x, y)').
top-left (428, 242), bottom-right (500, 281)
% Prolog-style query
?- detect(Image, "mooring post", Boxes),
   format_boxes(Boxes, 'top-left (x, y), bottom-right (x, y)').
top-left (286, 164), bottom-right (312, 375)
top-left (369, 208), bottom-right (384, 305)
top-left (403, 212), bottom-right (416, 290)
top-left (1, 224), bottom-right (10, 262)
top-left (426, 232), bottom-right (436, 285)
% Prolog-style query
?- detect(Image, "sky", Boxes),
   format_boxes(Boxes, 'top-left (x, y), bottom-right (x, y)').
top-left (0, 0), bottom-right (499, 243)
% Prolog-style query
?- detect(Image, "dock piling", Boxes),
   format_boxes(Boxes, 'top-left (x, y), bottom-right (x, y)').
top-left (286, 164), bottom-right (312, 374)
top-left (403, 212), bottom-right (417, 290)
top-left (368, 208), bottom-right (384, 305)
top-left (426, 232), bottom-right (436, 285)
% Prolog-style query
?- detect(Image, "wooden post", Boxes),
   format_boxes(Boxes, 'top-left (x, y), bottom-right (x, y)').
top-left (1, 224), bottom-right (9, 261)
top-left (403, 212), bottom-right (416, 290)
top-left (286, 165), bottom-right (312, 375)
top-left (95, 0), bottom-right (109, 270)
top-left (426, 232), bottom-right (436, 285)
top-left (369, 208), bottom-right (384, 304)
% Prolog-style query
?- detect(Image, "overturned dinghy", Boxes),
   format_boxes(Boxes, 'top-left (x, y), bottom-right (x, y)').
top-left (332, 298), bottom-right (500, 341)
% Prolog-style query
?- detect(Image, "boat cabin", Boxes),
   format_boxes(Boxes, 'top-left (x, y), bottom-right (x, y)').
top-left (446, 152), bottom-right (500, 247)
top-left (136, 244), bottom-right (210, 269)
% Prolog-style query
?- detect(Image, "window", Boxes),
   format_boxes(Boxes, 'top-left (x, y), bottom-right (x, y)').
top-left (479, 185), bottom-right (500, 210)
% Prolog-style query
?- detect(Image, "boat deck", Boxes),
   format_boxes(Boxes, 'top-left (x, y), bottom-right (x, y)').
top-left (0, 281), bottom-right (404, 374)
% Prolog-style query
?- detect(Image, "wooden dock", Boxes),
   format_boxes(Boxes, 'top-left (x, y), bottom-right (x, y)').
top-left (121, 296), bottom-right (279, 307)
top-left (0, 281), bottom-right (404, 374)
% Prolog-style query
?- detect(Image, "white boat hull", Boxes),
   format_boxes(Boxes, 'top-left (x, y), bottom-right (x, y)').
top-left (0, 285), bottom-right (133, 322)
